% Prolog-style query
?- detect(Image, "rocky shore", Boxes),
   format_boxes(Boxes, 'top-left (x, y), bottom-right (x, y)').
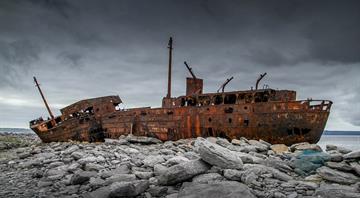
top-left (0, 133), bottom-right (359, 198)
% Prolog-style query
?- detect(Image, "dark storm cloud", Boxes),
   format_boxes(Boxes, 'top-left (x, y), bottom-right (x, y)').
top-left (0, 0), bottom-right (359, 129)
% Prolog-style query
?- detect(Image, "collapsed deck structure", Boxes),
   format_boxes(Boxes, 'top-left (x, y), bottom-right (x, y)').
top-left (30, 38), bottom-right (332, 145)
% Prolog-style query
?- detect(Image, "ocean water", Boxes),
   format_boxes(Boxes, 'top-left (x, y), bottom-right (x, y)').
top-left (318, 135), bottom-right (360, 151)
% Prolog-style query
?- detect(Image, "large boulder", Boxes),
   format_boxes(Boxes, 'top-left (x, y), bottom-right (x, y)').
top-left (158, 159), bottom-right (210, 185)
top-left (317, 166), bottom-right (360, 184)
top-left (293, 150), bottom-right (330, 175)
top-left (196, 138), bottom-right (243, 169)
top-left (109, 180), bottom-right (149, 198)
top-left (178, 181), bottom-right (256, 198)
top-left (314, 183), bottom-right (360, 198)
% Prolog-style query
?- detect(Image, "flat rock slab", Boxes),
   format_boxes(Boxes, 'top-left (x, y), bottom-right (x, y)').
top-left (125, 135), bottom-right (162, 144)
top-left (316, 166), bottom-right (360, 184)
top-left (178, 181), bottom-right (256, 198)
top-left (314, 183), bottom-right (360, 198)
top-left (196, 138), bottom-right (243, 169)
top-left (158, 159), bottom-right (210, 185)
top-left (109, 180), bottom-right (149, 198)
top-left (344, 150), bottom-right (360, 160)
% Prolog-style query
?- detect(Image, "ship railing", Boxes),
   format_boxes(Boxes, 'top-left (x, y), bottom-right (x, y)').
top-left (299, 100), bottom-right (332, 111)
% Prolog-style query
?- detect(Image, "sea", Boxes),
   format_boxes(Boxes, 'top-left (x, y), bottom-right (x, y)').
top-left (1, 128), bottom-right (359, 151)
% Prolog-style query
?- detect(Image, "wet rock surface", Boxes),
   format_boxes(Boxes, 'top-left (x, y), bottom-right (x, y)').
top-left (1, 133), bottom-right (360, 198)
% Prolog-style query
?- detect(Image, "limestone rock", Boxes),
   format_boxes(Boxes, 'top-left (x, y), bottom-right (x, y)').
top-left (158, 159), bottom-right (210, 185)
top-left (143, 155), bottom-right (165, 167)
top-left (178, 181), bottom-right (256, 198)
top-left (191, 173), bottom-right (224, 184)
top-left (109, 180), bottom-right (150, 198)
top-left (316, 166), bottom-right (360, 184)
top-left (314, 183), bottom-right (360, 198)
top-left (70, 171), bottom-right (97, 185)
top-left (290, 142), bottom-right (322, 152)
top-left (196, 138), bottom-right (243, 169)
top-left (344, 150), bottom-right (360, 160)
top-left (270, 144), bottom-right (289, 154)
top-left (63, 145), bottom-right (79, 154)
top-left (125, 135), bottom-right (162, 144)
top-left (104, 138), bottom-right (129, 145)
top-left (326, 144), bottom-right (352, 154)
top-left (325, 161), bottom-right (353, 172)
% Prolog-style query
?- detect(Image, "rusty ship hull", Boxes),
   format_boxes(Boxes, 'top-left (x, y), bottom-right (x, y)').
top-left (30, 37), bottom-right (332, 145)
top-left (103, 100), bottom-right (331, 145)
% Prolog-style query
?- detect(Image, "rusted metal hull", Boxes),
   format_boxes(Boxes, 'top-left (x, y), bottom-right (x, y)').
top-left (102, 100), bottom-right (331, 145)
top-left (31, 116), bottom-right (103, 143)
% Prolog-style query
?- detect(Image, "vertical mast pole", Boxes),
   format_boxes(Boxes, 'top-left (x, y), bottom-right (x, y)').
top-left (166, 37), bottom-right (173, 98)
top-left (33, 76), bottom-right (55, 120)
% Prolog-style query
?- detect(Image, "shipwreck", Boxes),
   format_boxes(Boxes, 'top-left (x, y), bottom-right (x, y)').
top-left (30, 37), bottom-right (332, 145)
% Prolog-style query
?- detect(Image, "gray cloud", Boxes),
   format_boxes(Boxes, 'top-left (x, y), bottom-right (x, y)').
top-left (0, 0), bottom-right (359, 129)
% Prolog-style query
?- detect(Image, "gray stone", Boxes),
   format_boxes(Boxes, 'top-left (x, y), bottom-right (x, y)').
top-left (147, 186), bottom-right (168, 197)
top-left (78, 156), bottom-right (97, 164)
top-left (67, 162), bottom-right (80, 173)
top-left (34, 152), bottom-right (55, 159)
top-left (83, 186), bottom-right (110, 198)
top-left (109, 180), bottom-right (150, 198)
top-left (344, 150), bottom-right (360, 160)
top-left (248, 140), bottom-right (269, 152)
top-left (325, 161), bottom-right (353, 172)
top-left (164, 156), bottom-right (190, 166)
top-left (143, 155), bottom-right (165, 167)
top-left (243, 164), bottom-right (293, 181)
top-left (70, 171), bottom-right (97, 185)
top-left (154, 164), bottom-right (168, 176)
top-left (158, 159), bottom-right (210, 185)
top-left (196, 138), bottom-right (243, 169)
top-left (125, 135), bottom-right (162, 144)
top-left (178, 181), bottom-right (256, 198)
top-left (89, 177), bottom-right (105, 189)
top-left (105, 138), bottom-right (129, 145)
top-left (71, 151), bottom-right (84, 160)
top-left (63, 145), bottom-right (79, 154)
top-left (316, 166), bottom-right (360, 184)
top-left (84, 163), bottom-right (104, 172)
top-left (223, 169), bottom-right (243, 181)
top-left (290, 142), bottom-right (322, 152)
top-left (329, 153), bottom-right (343, 162)
top-left (191, 173), bottom-right (224, 183)
top-left (350, 162), bottom-right (360, 176)
top-left (326, 144), bottom-right (352, 154)
top-left (104, 174), bottom-right (137, 185)
top-left (134, 171), bottom-right (153, 179)
top-left (314, 183), bottom-right (360, 198)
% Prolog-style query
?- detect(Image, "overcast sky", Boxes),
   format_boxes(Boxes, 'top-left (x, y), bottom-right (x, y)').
top-left (0, 0), bottom-right (359, 130)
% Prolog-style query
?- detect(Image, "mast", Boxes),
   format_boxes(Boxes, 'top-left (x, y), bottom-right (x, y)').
top-left (166, 37), bottom-right (173, 98)
top-left (33, 76), bottom-right (55, 120)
